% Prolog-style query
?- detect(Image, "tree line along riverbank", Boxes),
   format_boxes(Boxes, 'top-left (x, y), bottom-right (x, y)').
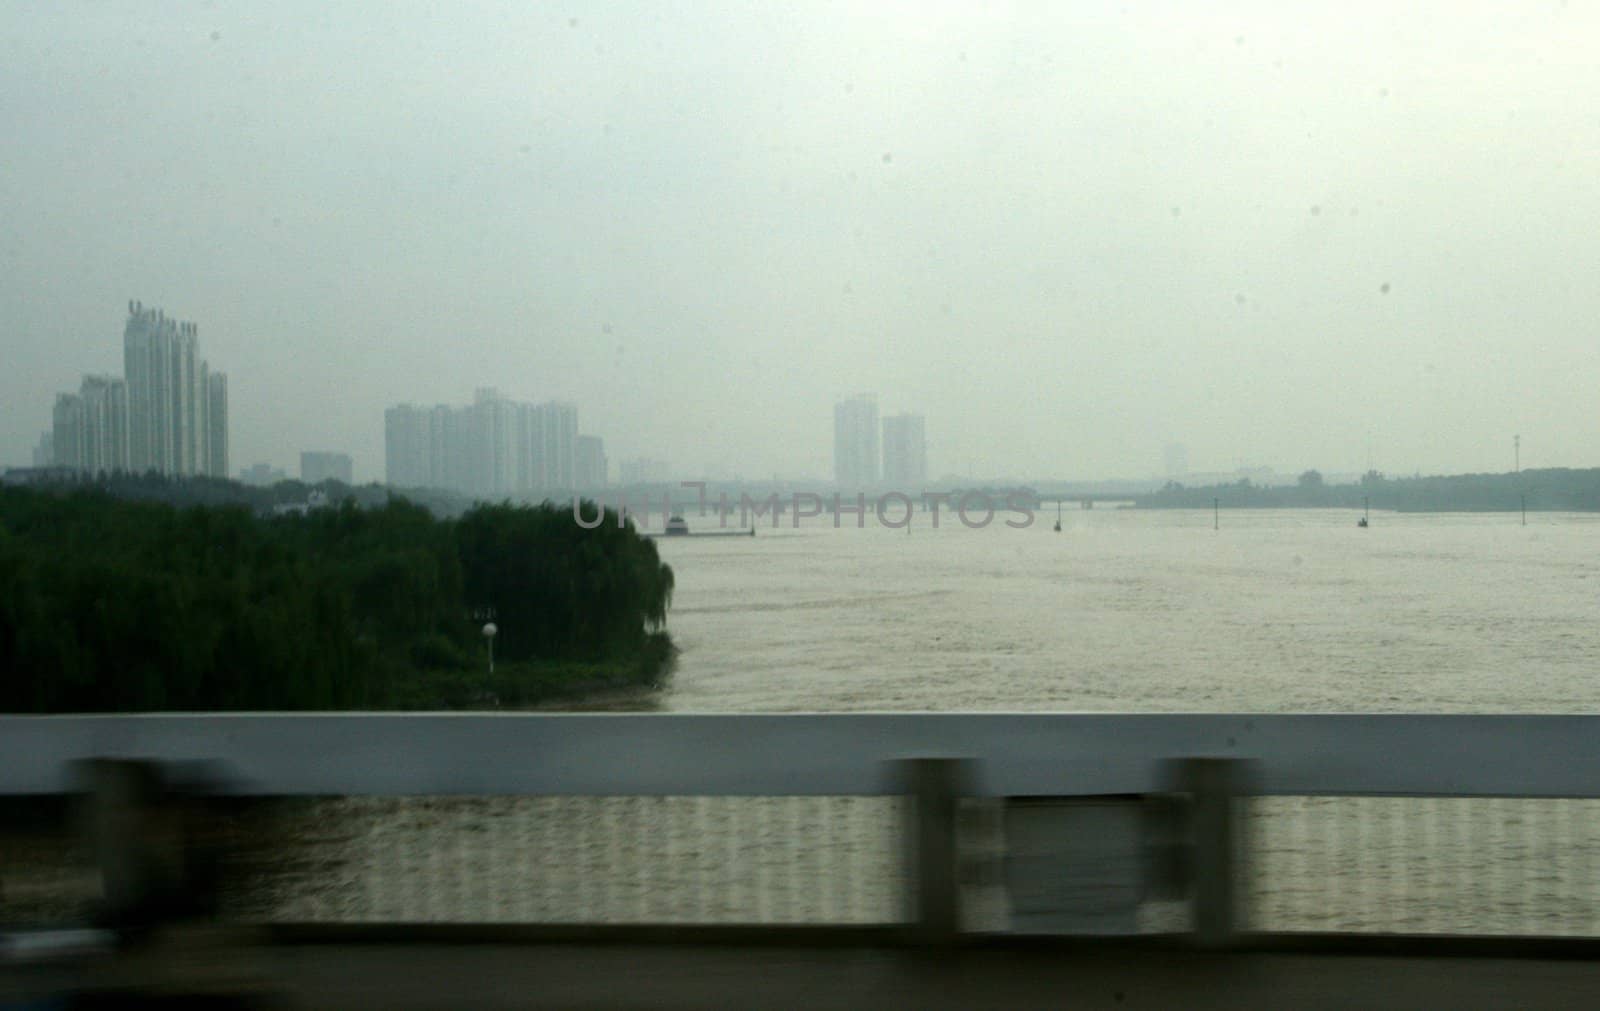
top-left (0, 484), bottom-right (674, 712)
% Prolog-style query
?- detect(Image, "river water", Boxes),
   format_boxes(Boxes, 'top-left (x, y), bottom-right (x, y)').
top-left (16, 509), bottom-right (1600, 935)
top-left (656, 508), bottom-right (1600, 713)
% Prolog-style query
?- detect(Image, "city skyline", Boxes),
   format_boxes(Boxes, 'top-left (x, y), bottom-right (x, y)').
top-left (832, 397), bottom-right (929, 490)
top-left (7, 6), bottom-right (1600, 482)
top-left (386, 389), bottom-right (600, 497)
top-left (40, 301), bottom-right (229, 479)
top-left (16, 298), bottom-right (1536, 490)
top-left (882, 413), bottom-right (928, 486)
top-left (832, 394), bottom-right (879, 488)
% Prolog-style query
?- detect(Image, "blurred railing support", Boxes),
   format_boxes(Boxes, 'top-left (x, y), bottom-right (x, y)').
top-left (74, 758), bottom-right (229, 932)
top-left (897, 758), bottom-right (973, 946)
top-left (1168, 757), bottom-right (1253, 949)
top-left (78, 759), bottom-right (176, 930)
top-left (13, 715), bottom-right (1600, 948)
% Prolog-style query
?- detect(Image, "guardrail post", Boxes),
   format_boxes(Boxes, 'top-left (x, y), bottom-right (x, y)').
top-left (77, 758), bottom-right (179, 929)
top-left (896, 757), bottom-right (972, 946)
top-left (75, 758), bottom-right (229, 930)
top-left (1169, 757), bottom-right (1250, 949)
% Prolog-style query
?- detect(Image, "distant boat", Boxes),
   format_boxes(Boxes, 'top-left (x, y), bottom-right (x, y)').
top-left (1054, 500), bottom-right (1062, 532)
top-left (646, 515), bottom-right (755, 539)
top-left (1357, 517), bottom-right (1369, 528)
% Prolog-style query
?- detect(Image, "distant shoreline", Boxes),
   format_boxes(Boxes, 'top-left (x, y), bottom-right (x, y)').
top-left (1130, 467), bottom-right (1600, 513)
top-left (1132, 503), bottom-right (1573, 512)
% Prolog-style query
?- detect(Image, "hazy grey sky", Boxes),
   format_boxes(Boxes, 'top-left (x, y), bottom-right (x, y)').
top-left (5, 1), bottom-right (1599, 482)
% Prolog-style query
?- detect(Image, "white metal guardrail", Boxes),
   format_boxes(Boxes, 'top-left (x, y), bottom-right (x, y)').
top-left (4, 713), bottom-right (1600, 798)
top-left (7, 714), bottom-right (1600, 947)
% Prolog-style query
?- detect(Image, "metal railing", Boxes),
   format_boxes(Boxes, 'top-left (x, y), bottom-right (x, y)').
top-left (5, 713), bottom-right (1600, 949)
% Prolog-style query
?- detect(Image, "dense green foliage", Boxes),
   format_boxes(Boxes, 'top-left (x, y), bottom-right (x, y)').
top-left (0, 487), bottom-right (674, 712)
top-left (457, 505), bottom-right (673, 663)
top-left (1136, 468), bottom-right (1600, 512)
top-left (10, 470), bottom-right (477, 517)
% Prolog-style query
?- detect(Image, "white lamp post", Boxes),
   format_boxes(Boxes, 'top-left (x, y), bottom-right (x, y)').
top-left (482, 622), bottom-right (497, 674)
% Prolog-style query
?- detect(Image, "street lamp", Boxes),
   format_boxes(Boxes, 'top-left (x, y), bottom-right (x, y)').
top-left (482, 622), bottom-right (497, 674)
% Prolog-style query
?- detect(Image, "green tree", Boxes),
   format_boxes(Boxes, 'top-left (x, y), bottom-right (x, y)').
top-left (0, 487), bottom-right (674, 713)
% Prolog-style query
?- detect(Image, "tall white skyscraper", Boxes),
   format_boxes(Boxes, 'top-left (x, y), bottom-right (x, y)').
top-left (384, 405), bottom-right (431, 489)
top-left (51, 393), bottom-right (84, 472)
top-left (540, 401), bottom-right (578, 491)
top-left (471, 387), bottom-right (514, 497)
top-left (427, 405), bottom-right (452, 489)
top-left (52, 376), bottom-right (129, 475)
top-left (118, 301), bottom-right (227, 477)
top-left (833, 393), bottom-right (879, 487)
top-left (881, 413), bottom-right (926, 485)
top-left (206, 373), bottom-right (229, 479)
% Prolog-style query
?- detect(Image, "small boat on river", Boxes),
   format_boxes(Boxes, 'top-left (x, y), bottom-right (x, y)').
top-left (645, 515), bottom-right (756, 538)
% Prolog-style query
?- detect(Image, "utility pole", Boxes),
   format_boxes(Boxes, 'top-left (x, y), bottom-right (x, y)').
top-left (1213, 497), bottom-right (1219, 531)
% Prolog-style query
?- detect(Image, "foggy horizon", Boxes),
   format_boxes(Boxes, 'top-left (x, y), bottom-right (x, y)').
top-left (5, 2), bottom-right (1599, 484)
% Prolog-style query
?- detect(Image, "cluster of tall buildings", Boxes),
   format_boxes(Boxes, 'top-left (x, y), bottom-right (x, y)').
top-left (385, 388), bottom-right (606, 497)
top-left (41, 301), bottom-right (228, 477)
top-left (833, 394), bottom-right (926, 487)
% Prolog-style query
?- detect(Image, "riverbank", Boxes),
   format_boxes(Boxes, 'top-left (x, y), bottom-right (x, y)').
top-left (1133, 466), bottom-right (1600, 512)
top-left (392, 633), bottom-right (677, 710)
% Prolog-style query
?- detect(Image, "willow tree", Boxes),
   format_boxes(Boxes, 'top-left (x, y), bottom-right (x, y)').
top-left (454, 502), bottom-right (673, 664)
